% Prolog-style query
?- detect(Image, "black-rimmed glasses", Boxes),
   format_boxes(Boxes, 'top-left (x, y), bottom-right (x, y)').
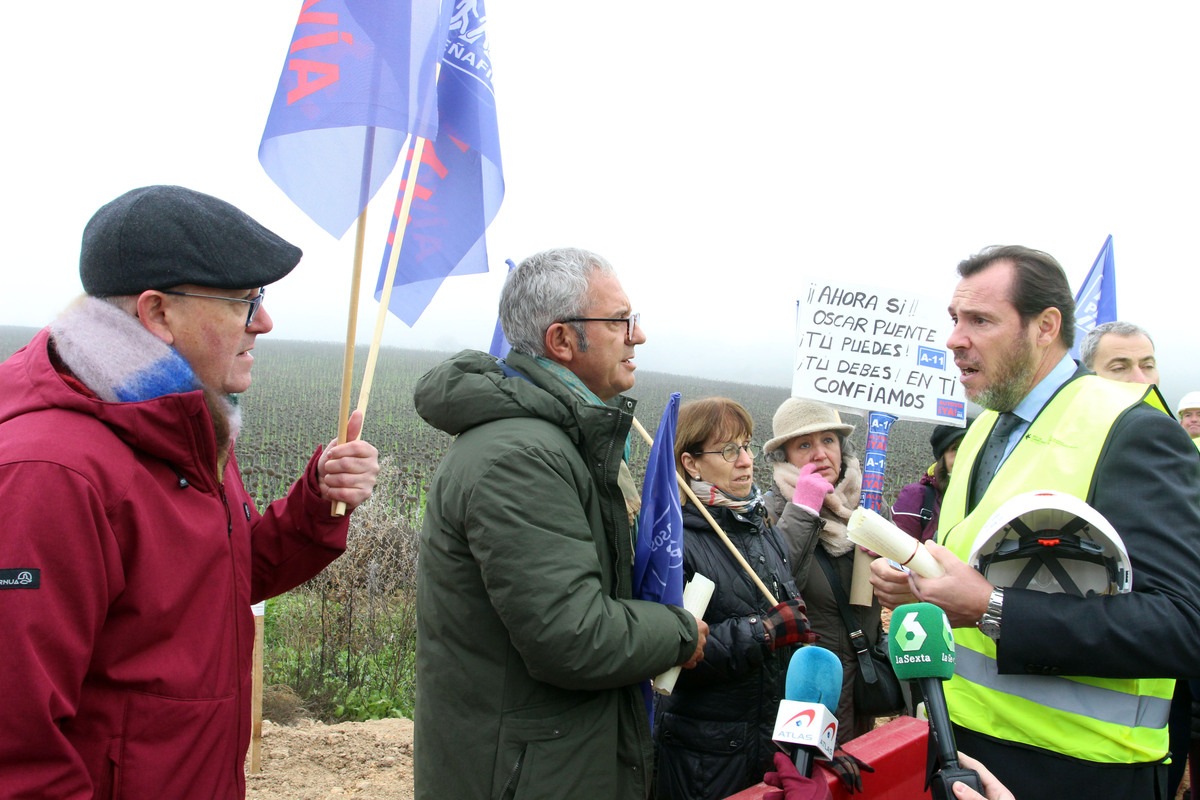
top-left (160, 287), bottom-right (266, 327)
top-left (693, 443), bottom-right (759, 462)
top-left (558, 312), bottom-right (640, 341)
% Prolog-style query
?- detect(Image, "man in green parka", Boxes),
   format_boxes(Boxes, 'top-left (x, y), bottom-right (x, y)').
top-left (412, 248), bottom-right (708, 800)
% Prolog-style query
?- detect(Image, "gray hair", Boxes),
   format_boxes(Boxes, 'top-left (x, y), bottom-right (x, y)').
top-left (499, 248), bottom-right (615, 357)
top-left (99, 294), bottom-right (139, 315)
top-left (1079, 321), bottom-right (1154, 369)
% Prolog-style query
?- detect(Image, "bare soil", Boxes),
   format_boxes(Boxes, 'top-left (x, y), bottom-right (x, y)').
top-left (246, 717), bottom-right (415, 800)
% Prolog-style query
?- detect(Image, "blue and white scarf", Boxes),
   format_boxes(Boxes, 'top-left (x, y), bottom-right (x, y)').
top-left (51, 296), bottom-right (200, 402)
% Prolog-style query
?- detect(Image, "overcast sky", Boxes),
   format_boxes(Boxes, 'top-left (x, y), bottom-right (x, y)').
top-left (5, 2), bottom-right (1199, 409)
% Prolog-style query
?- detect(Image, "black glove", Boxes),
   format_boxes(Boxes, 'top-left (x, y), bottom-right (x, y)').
top-left (818, 748), bottom-right (875, 794)
top-left (762, 598), bottom-right (819, 650)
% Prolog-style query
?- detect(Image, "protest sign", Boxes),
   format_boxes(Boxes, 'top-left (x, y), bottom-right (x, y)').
top-left (793, 277), bottom-right (968, 515)
top-left (792, 278), bottom-right (966, 425)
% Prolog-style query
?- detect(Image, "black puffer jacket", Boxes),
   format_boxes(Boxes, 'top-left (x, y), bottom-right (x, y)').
top-left (653, 500), bottom-right (802, 800)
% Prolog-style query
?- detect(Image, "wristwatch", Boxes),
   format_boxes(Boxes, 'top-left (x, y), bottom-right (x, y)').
top-left (977, 587), bottom-right (1004, 641)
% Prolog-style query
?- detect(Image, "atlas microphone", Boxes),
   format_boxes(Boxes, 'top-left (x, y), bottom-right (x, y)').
top-left (888, 602), bottom-right (984, 800)
top-left (772, 645), bottom-right (842, 777)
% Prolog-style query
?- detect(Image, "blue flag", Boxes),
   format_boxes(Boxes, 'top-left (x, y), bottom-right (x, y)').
top-left (375, 0), bottom-right (505, 326)
top-left (488, 258), bottom-right (515, 358)
top-left (633, 393), bottom-right (684, 725)
top-left (259, 0), bottom-right (449, 239)
top-left (634, 393), bottom-right (685, 607)
top-left (1071, 235), bottom-right (1117, 359)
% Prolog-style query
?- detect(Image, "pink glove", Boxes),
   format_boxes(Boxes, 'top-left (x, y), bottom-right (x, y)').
top-left (792, 462), bottom-right (834, 510)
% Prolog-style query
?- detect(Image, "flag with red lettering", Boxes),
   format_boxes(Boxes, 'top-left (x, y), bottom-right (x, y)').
top-left (374, 0), bottom-right (504, 326)
top-left (259, 0), bottom-right (449, 239)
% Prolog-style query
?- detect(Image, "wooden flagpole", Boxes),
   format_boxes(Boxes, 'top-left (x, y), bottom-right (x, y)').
top-left (249, 605), bottom-right (265, 773)
top-left (630, 417), bottom-right (778, 607)
top-left (355, 137), bottom-right (427, 417)
top-left (330, 136), bottom-right (428, 517)
top-left (330, 208), bottom-right (369, 517)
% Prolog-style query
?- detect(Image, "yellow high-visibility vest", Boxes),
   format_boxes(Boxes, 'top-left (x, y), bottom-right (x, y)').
top-left (939, 376), bottom-right (1173, 764)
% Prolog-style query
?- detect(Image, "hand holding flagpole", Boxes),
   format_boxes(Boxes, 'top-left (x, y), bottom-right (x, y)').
top-left (331, 137), bottom-right (428, 517)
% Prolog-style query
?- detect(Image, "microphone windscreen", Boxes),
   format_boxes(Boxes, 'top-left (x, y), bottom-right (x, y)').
top-left (888, 602), bottom-right (956, 681)
top-left (784, 645), bottom-right (843, 713)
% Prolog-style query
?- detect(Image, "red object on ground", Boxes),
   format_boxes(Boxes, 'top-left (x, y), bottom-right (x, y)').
top-left (724, 716), bottom-right (932, 800)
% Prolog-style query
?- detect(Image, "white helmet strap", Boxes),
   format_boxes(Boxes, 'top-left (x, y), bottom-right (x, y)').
top-left (980, 528), bottom-right (1118, 597)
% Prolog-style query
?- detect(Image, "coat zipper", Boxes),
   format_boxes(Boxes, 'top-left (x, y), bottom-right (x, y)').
top-left (219, 481), bottom-right (245, 790)
top-left (500, 751), bottom-right (523, 798)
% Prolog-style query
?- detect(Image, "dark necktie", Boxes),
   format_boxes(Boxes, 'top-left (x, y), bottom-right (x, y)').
top-left (970, 412), bottom-right (1022, 507)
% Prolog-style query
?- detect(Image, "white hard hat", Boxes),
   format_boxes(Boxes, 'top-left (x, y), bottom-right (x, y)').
top-left (968, 490), bottom-right (1132, 596)
top-left (1177, 391), bottom-right (1200, 415)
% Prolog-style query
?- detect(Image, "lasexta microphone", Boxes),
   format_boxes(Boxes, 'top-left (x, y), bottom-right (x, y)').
top-left (773, 645), bottom-right (842, 777)
top-left (888, 603), bottom-right (984, 800)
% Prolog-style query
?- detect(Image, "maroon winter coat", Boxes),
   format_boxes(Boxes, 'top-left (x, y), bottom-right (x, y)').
top-left (0, 329), bottom-right (348, 799)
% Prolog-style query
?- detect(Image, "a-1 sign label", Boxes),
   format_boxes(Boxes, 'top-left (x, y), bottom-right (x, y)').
top-left (793, 278), bottom-right (966, 425)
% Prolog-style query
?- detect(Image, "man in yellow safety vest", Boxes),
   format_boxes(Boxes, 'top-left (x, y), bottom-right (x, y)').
top-left (870, 245), bottom-right (1200, 800)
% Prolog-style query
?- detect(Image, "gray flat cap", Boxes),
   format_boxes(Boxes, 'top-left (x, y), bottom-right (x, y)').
top-left (80, 185), bottom-right (302, 295)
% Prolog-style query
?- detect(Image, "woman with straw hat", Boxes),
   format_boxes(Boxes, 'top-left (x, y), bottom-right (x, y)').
top-left (763, 397), bottom-right (884, 743)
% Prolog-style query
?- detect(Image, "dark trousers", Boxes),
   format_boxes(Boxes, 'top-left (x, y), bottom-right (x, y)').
top-left (955, 725), bottom-right (1168, 800)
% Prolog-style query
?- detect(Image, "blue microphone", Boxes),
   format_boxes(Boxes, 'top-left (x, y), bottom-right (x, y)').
top-left (776, 645), bottom-right (842, 776)
top-left (786, 644), bottom-right (842, 712)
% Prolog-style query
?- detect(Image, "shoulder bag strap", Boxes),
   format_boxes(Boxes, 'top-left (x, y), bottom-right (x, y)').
top-left (920, 483), bottom-right (936, 523)
top-left (815, 547), bottom-right (878, 683)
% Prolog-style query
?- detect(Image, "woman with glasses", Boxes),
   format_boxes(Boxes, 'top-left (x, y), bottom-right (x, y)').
top-left (653, 397), bottom-right (815, 800)
top-left (763, 397), bottom-right (885, 744)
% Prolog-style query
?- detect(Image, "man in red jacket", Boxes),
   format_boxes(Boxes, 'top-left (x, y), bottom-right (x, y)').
top-left (0, 185), bottom-right (379, 799)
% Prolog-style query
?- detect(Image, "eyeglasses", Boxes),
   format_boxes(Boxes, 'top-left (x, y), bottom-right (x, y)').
top-left (558, 312), bottom-right (641, 342)
top-left (160, 287), bottom-right (266, 327)
top-left (693, 442), bottom-right (759, 462)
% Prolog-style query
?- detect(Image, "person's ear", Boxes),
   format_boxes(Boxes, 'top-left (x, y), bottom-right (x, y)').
top-left (136, 291), bottom-right (175, 345)
top-left (543, 321), bottom-right (578, 364)
top-left (1034, 307), bottom-right (1062, 348)
top-left (680, 452), bottom-right (699, 481)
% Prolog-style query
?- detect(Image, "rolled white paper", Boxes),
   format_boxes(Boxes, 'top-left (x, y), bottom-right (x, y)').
top-left (846, 507), bottom-right (946, 578)
top-left (849, 547), bottom-right (875, 606)
top-left (653, 573), bottom-right (716, 696)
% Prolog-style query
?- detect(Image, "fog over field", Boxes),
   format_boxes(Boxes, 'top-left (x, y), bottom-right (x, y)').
top-left (0, 328), bottom-right (939, 503)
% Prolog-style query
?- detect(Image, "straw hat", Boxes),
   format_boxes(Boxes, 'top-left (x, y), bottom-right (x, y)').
top-left (763, 398), bottom-right (854, 455)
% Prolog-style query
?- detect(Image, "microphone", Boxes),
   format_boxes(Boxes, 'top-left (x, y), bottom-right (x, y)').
top-left (772, 645), bottom-right (842, 777)
top-left (888, 603), bottom-right (984, 800)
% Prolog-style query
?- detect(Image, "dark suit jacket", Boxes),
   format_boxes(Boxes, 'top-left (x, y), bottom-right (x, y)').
top-left (997, 367), bottom-right (1200, 679)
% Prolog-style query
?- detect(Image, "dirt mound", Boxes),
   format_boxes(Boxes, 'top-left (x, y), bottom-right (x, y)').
top-left (246, 718), bottom-right (415, 800)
